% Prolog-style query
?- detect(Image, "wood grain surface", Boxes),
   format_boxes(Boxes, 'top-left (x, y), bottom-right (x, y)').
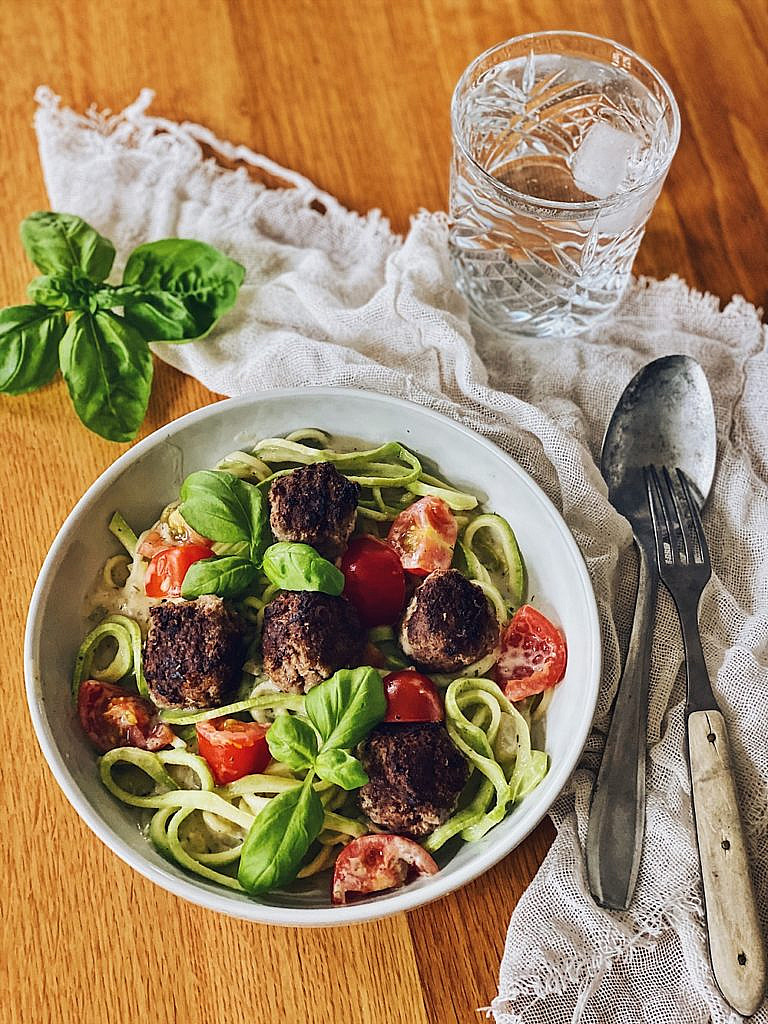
top-left (0, 2), bottom-right (765, 1023)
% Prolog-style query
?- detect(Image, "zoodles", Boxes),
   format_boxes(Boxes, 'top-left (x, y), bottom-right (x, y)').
top-left (75, 428), bottom-right (563, 903)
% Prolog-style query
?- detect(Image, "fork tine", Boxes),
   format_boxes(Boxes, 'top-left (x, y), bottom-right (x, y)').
top-left (661, 466), bottom-right (691, 565)
top-left (676, 469), bottom-right (711, 570)
top-left (645, 465), bottom-right (671, 567)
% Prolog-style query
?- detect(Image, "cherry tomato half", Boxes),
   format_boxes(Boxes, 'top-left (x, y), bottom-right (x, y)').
top-left (383, 670), bottom-right (443, 723)
top-left (196, 718), bottom-right (271, 786)
top-left (78, 679), bottom-right (175, 753)
top-left (331, 834), bottom-right (439, 904)
top-left (494, 604), bottom-right (567, 701)
top-left (138, 521), bottom-right (212, 559)
top-left (144, 544), bottom-right (213, 598)
top-left (340, 536), bottom-right (406, 627)
top-left (386, 496), bottom-right (457, 576)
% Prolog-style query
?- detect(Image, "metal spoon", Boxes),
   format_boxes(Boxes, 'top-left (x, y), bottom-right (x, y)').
top-left (586, 354), bottom-right (716, 910)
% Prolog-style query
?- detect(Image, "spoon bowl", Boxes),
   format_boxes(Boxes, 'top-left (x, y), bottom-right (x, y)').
top-left (601, 354), bottom-right (717, 512)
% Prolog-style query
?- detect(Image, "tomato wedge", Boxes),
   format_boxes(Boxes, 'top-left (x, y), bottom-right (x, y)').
top-left (386, 497), bottom-right (457, 576)
top-left (138, 521), bottom-right (212, 559)
top-left (494, 604), bottom-right (567, 701)
top-left (331, 834), bottom-right (439, 904)
top-left (78, 679), bottom-right (175, 753)
top-left (341, 535), bottom-right (406, 627)
top-left (383, 670), bottom-right (443, 723)
top-left (144, 544), bottom-right (213, 598)
top-left (196, 718), bottom-right (271, 785)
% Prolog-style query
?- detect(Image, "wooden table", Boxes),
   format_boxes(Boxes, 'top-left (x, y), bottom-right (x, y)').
top-left (1, 2), bottom-right (765, 1022)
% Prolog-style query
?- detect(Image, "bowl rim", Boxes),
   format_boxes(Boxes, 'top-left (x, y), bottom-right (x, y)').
top-left (24, 387), bottom-right (601, 927)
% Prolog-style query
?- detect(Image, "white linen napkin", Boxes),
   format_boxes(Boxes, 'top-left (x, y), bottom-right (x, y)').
top-left (34, 87), bottom-right (768, 1024)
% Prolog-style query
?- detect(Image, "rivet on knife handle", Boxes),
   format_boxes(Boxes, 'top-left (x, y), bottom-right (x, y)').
top-left (688, 709), bottom-right (767, 1016)
top-left (586, 547), bottom-right (656, 910)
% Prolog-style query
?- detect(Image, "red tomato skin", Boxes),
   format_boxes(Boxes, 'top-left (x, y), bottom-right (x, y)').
top-left (383, 670), bottom-right (444, 723)
top-left (331, 834), bottom-right (439, 904)
top-left (386, 497), bottom-right (457, 576)
top-left (495, 605), bottom-right (567, 702)
top-left (138, 523), bottom-right (212, 559)
top-left (144, 544), bottom-right (213, 598)
top-left (78, 679), bottom-right (175, 753)
top-left (340, 536), bottom-right (406, 627)
top-left (196, 718), bottom-right (271, 786)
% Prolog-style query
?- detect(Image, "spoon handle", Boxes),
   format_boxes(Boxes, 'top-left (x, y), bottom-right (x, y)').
top-left (586, 543), bottom-right (656, 910)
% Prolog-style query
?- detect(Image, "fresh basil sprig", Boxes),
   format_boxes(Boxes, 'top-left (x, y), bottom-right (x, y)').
top-left (262, 542), bottom-right (345, 596)
top-left (177, 475), bottom-right (349, 601)
top-left (304, 666), bottom-right (388, 751)
top-left (266, 666), bottom-right (387, 789)
top-left (181, 555), bottom-right (259, 600)
top-left (0, 211), bottom-right (245, 442)
top-left (180, 470), bottom-right (268, 564)
top-left (238, 666), bottom-right (387, 895)
top-left (176, 470), bottom-right (269, 599)
top-left (237, 775), bottom-right (325, 895)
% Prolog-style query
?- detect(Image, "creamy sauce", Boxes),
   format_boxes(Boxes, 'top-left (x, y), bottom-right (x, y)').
top-left (85, 531), bottom-right (160, 633)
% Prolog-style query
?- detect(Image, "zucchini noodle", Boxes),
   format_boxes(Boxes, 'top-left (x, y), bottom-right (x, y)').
top-left (102, 554), bottom-right (131, 588)
top-left (101, 746), bottom-right (367, 886)
top-left (73, 619), bottom-right (132, 696)
top-left (108, 511), bottom-right (138, 556)
top-left (424, 678), bottom-right (548, 852)
top-left (159, 691), bottom-right (304, 726)
top-left (83, 428), bottom-right (555, 898)
top-left (461, 514), bottom-right (525, 609)
top-left (216, 451), bottom-right (274, 482)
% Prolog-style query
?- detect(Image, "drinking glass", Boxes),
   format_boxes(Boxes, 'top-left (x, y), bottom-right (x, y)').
top-left (449, 32), bottom-right (680, 337)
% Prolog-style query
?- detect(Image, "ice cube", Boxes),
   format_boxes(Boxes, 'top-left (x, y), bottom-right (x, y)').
top-left (572, 122), bottom-right (639, 200)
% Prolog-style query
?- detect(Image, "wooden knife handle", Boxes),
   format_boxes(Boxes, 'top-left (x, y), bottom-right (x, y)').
top-left (688, 710), bottom-right (766, 1015)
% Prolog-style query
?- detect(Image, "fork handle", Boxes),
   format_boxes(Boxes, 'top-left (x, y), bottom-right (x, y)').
top-left (688, 709), bottom-right (767, 1015)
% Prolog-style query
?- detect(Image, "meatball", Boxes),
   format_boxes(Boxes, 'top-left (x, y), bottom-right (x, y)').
top-left (261, 591), bottom-right (366, 693)
top-left (143, 595), bottom-right (245, 709)
top-left (268, 462), bottom-right (359, 561)
top-left (358, 723), bottom-right (468, 837)
top-left (399, 568), bottom-right (499, 673)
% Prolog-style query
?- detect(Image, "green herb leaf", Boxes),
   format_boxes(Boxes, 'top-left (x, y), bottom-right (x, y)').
top-left (314, 748), bottom-right (369, 790)
top-left (58, 311), bottom-right (153, 442)
top-left (305, 667), bottom-right (387, 752)
top-left (266, 714), bottom-right (319, 771)
top-left (237, 775), bottom-right (324, 895)
top-left (27, 274), bottom-right (92, 311)
top-left (20, 212), bottom-right (115, 282)
top-left (180, 555), bottom-right (259, 599)
top-left (122, 239), bottom-right (245, 341)
top-left (262, 542), bottom-right (345, 596)
top-left (179, 470), bottom-right (268, 564)
top-left (0, 305), bottom-right (65, 395)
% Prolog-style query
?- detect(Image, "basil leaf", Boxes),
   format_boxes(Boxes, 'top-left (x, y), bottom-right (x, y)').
top-left (305, 667), bottom-right (387, 752)
top-left (314, 748), bottom-right (369, 790)
top-left (266, 714), bottom-right (319, 771)
top-left (20, 212), bottom-right (115, 281)
top-left (122, 239), bottom-right (245, 341)
top-left (179, 470), bottom-right (268, 563)
top-left (237, 776), bottom-right (324, 895)
top-left (27, 274), bottom-right (92, 310)
top-left (0, 305), bottom-right (65, 395)
top-left (91, 283), bottom-right (144, 309)
top-left (180, 555), bottom-right (258, 599)
top-left (59, 311), bottom-right (153, 442)
top-left (262, 542), bottom-right (344, 596)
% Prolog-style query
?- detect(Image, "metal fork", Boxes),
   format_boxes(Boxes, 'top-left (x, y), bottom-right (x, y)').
top-left (645, 465), bottom-right (766, 1016)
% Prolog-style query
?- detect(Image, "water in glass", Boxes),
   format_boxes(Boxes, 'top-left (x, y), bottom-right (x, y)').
top-left (450, 37), bottom-right (679, 336)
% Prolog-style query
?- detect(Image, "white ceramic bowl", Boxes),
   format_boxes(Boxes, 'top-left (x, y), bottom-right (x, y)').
top-left (25, 388), bottom-right (600, 926)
